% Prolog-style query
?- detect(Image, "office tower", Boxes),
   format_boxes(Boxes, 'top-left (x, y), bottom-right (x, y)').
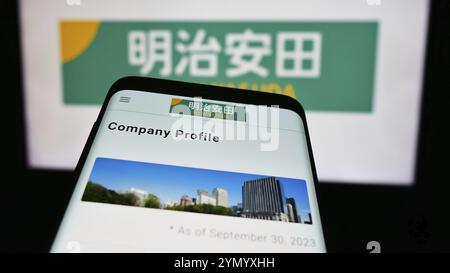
top-left (286, 197), bottom-right (300, 223)
top-left (197, 189), bottom-right (216, 205)
top-left (180, 195), bottom-right (193, 206)
top-left (241, 177), bottom-right (289, 222)
top-left (212, 188), bottom-right (228, 207)
top-left (231, 205), bottom-right (242, 217)
top-left (304, 213), bottom-right (313, 225)
top-left (287, 203), bottom-right (295, 223)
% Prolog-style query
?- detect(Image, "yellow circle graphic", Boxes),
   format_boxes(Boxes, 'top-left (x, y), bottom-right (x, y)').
top-left (60, 21), bottom-right (100, 64)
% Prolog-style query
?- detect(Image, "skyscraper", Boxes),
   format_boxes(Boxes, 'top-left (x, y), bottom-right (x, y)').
top-left (286, 197), bottom-right (300, 223)
top-left (241, 177), bottom-right (289, 222)
top-left (197, 189), bottom-right (216, 205)
top-left (304, 213), bottom-right (313, 225)
top-left (180, 195), bottom-right (193, 206)
top-left (212, 188), bottom-right (228, 207)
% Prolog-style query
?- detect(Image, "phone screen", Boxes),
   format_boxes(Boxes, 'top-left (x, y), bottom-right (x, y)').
top-left (51, 89), bottom-right (326, 252)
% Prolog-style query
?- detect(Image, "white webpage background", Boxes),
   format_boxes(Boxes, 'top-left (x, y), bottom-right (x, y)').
top-left (20, 0), bottom-right (429, 184)
top-left (51, 91), bottom-right (325, 253)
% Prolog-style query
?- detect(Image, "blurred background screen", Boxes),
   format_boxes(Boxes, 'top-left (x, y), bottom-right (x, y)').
top-left (19, 0), bottom-right (429, 185)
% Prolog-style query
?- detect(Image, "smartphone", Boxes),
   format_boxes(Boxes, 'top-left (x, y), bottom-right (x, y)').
top-left (51, 77), bottom-right (326, 253)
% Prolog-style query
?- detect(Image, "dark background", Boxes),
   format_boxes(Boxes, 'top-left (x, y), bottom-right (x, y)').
top-left (1, 0), bottom-right (450, 252)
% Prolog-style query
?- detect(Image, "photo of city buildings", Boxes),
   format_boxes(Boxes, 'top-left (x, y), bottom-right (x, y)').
top-left (82, 157), bottom-right (313, 224)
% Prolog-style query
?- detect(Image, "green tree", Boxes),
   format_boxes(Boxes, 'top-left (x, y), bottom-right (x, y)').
top-left (166, 204), bottom-right (232, 216)
top-left (82, 181), bottom-right (118, 204)
top-left (121, 192), bottom-right (139, 206)
top-left (143, 193), bottom-right (160, 208)
top-left (82, 181), bottom-right (140, 206)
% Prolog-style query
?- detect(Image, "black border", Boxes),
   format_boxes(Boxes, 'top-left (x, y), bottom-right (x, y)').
top-left (3, 0), bottom-right (450, 252)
